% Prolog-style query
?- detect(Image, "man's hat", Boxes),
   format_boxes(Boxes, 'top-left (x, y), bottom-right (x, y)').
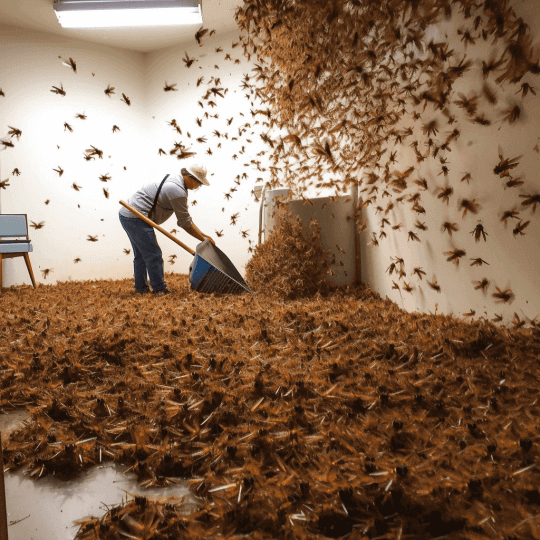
top-left (185, 164), bottom-right (210, 186)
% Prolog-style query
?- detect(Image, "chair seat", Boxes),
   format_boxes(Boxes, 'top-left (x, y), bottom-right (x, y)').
top-left (0, 241), bottom-right (33, 253)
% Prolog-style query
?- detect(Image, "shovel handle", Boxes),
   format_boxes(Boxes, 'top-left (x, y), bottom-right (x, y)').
top-left (119, 200), bottom-right (195, 256)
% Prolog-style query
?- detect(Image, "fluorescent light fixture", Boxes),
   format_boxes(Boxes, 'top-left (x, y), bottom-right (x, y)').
top-left (53, 0), bottom-right (202, 28)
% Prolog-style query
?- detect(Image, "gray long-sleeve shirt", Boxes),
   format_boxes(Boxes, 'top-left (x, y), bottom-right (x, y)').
top-left (119, 173), bottom-right (193, 229)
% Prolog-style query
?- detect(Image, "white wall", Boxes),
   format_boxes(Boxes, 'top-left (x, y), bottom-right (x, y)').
top-left (358, 1), bottom-right (540, 326)
top-left (0, 23), bottom-right (149, 286)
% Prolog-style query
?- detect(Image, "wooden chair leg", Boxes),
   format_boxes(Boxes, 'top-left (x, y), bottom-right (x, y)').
top-left (23, 253), bottom-right (37, 289)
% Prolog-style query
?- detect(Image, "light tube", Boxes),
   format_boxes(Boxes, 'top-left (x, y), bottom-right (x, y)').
top-left (54, 1), bottom-right (202, 28)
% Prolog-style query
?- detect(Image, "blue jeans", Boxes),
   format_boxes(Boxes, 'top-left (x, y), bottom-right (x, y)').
top-left (119, 212), bottom-right (166, 293)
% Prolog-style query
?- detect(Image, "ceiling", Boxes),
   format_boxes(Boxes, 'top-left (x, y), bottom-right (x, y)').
top-left (0, 0), bottom-right (245, 53)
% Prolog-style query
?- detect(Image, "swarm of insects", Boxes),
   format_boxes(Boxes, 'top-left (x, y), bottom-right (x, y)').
top-left (229, 0), bottom-right (540, 326)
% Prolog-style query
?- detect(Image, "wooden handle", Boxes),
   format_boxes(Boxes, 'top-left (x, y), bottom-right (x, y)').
top-left (119, 200), bottom-right (195, 256)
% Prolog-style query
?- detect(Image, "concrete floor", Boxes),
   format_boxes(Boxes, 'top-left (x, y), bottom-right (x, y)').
top-left (0, 410), bottom-right (194, 540)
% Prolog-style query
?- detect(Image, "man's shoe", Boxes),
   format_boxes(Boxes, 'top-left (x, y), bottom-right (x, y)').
top-left (153, 288), bottom-right (171, 297)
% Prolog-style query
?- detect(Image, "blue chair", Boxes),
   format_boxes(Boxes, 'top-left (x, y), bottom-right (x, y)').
top-left (0, 214), bottom-right (36, 292)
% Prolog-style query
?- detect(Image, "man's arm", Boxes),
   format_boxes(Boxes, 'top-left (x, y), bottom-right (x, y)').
top-left (170, 196), bottom-right (193, 229)
top-left (183, 223), bottom-right (206, 242)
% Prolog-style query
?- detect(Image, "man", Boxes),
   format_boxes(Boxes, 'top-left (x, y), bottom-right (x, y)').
top-left (119, 164), bottom-right (215, 296)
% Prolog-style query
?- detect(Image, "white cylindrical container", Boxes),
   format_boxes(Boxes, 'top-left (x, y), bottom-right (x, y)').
top-left (261, 188), bottom-right (290, 243)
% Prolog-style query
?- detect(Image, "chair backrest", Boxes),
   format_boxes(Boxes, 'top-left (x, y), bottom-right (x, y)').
top-left (0, 214), bottom-right (29, 238)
